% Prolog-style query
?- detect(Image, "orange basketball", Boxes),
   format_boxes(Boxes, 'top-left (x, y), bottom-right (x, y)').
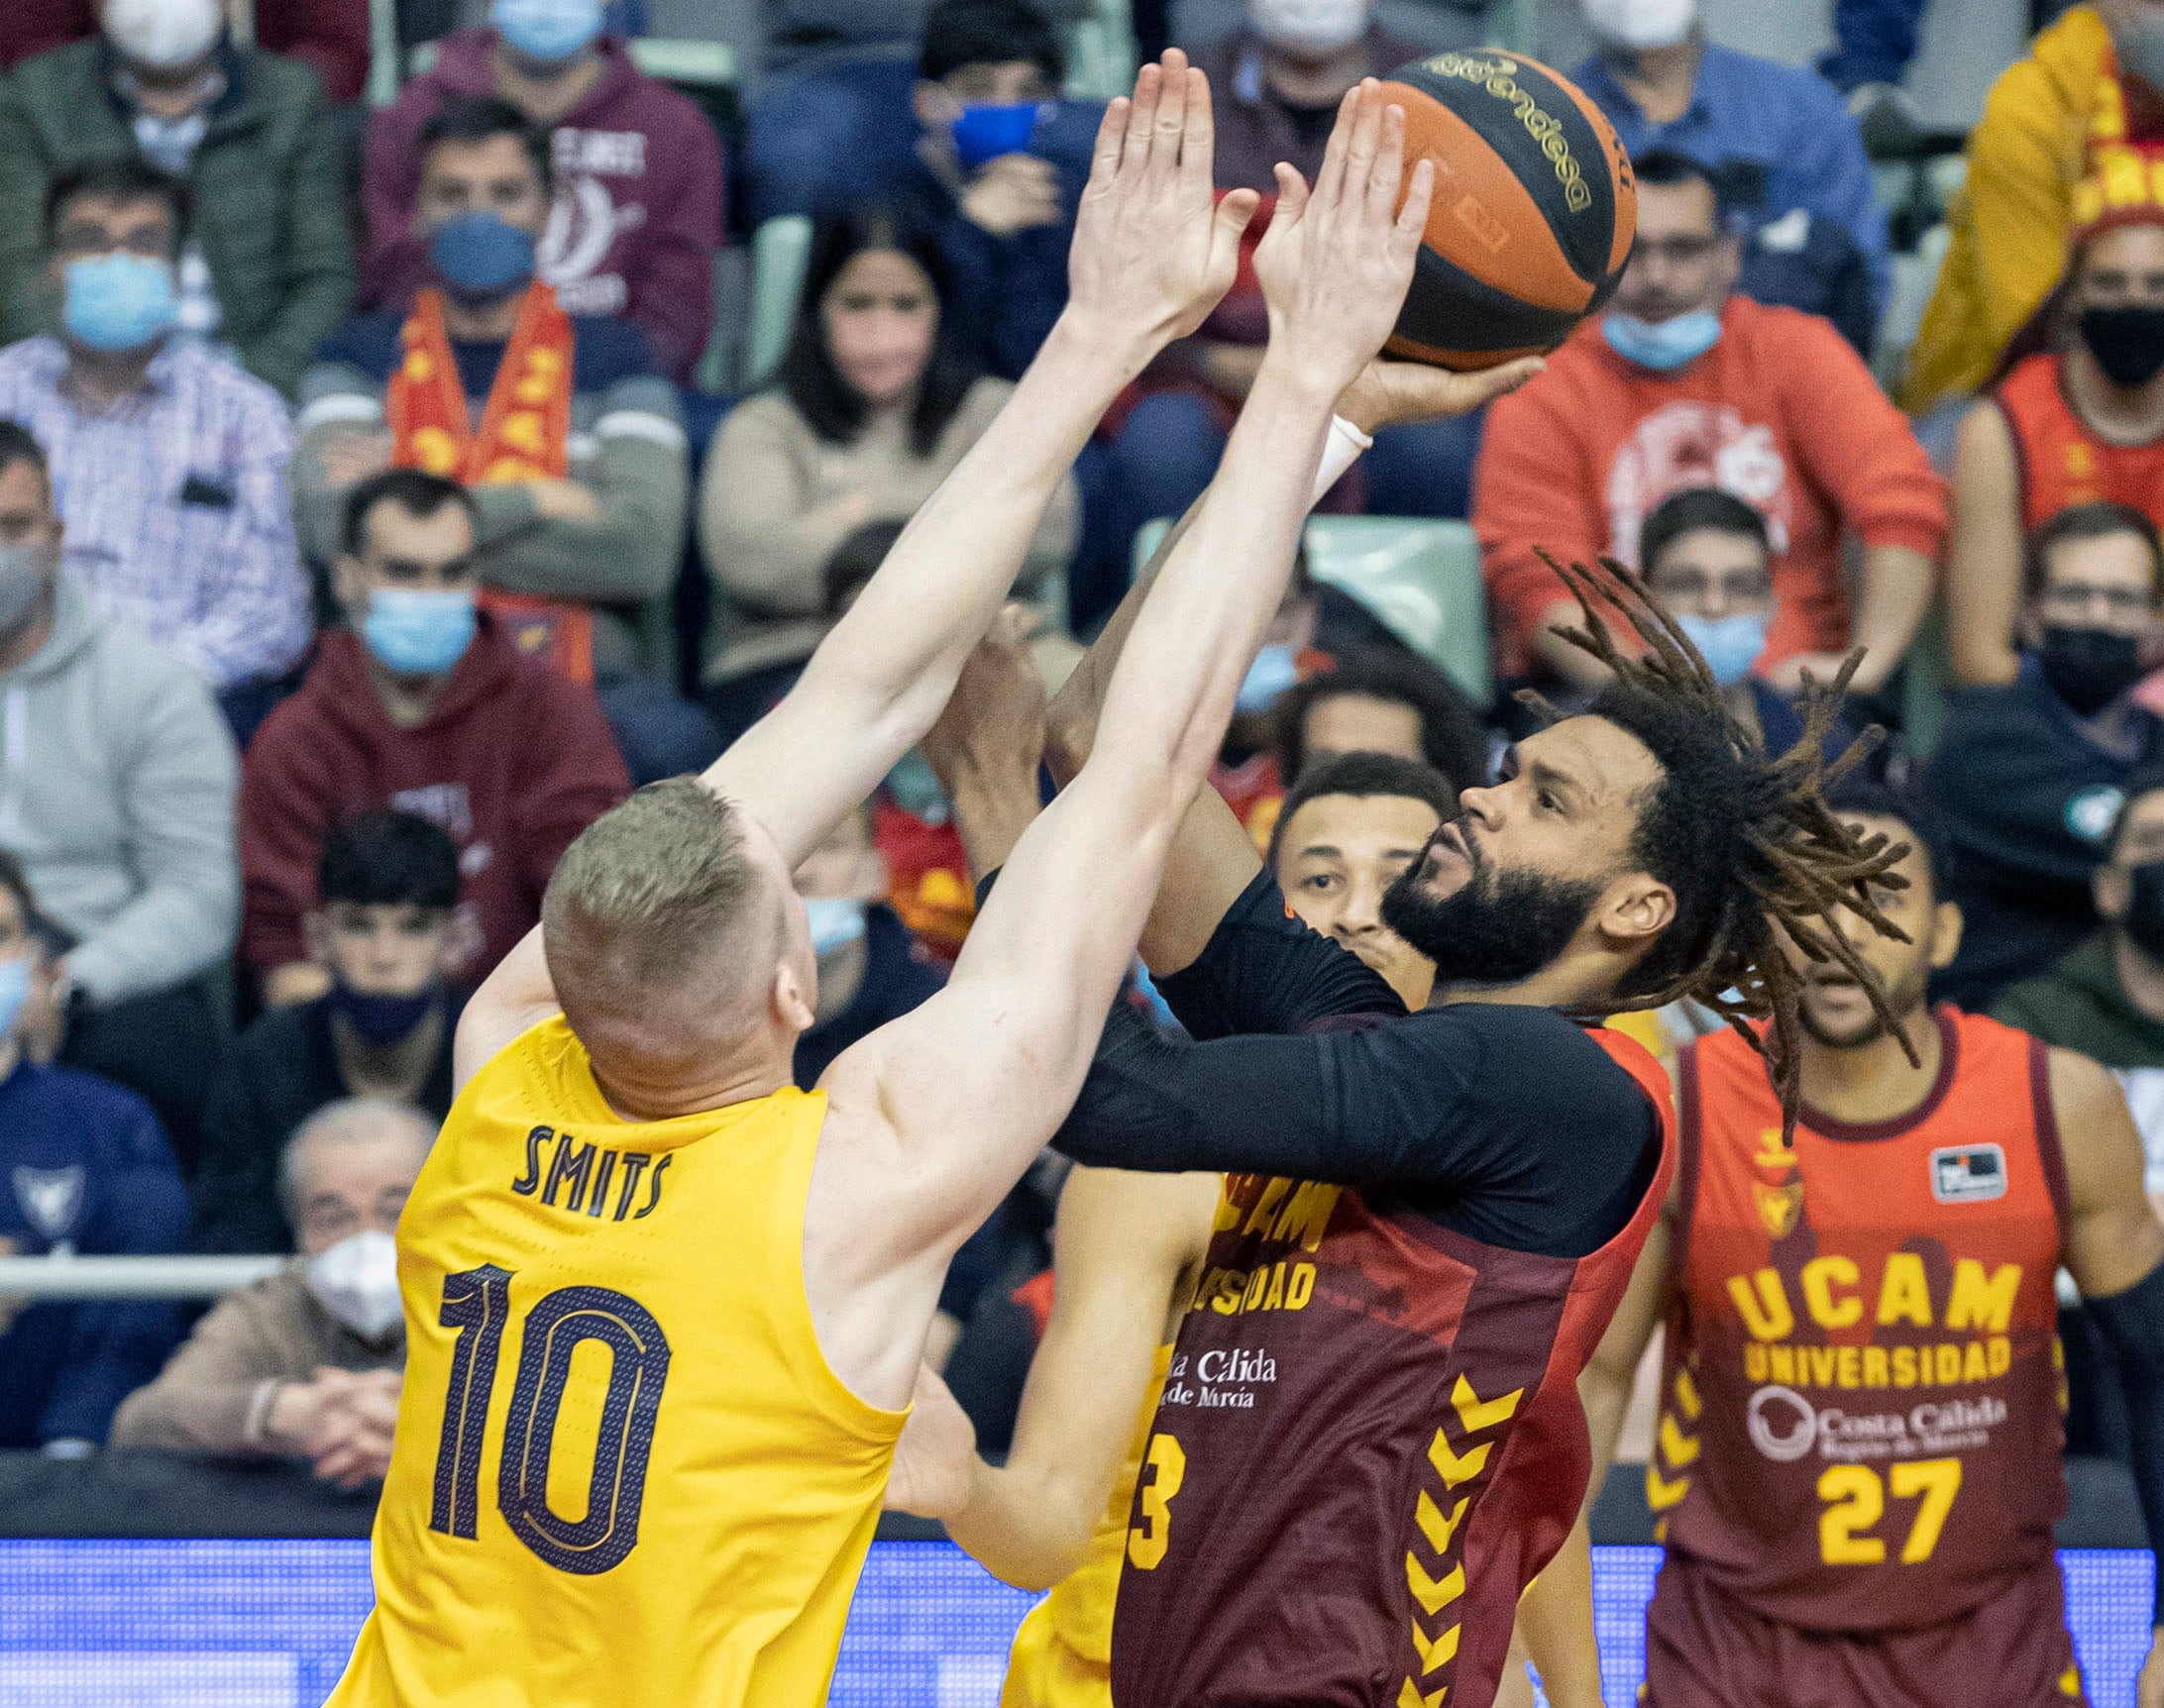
top-left (1378, 49), bottom-right (1637, 371)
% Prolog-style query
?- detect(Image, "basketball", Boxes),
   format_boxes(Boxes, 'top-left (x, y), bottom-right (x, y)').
top-left (1378, 48), bottom-right (1637, 371)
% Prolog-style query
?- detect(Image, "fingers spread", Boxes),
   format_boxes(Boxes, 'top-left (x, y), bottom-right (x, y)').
top-left (1339, 80), bottom-right (1383, 212)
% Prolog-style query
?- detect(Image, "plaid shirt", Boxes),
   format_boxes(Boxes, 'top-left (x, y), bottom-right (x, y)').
top-left (0, 337), bottom-right (308, 689)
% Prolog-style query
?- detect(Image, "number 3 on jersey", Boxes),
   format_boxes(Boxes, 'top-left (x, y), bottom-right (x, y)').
top-left (429, 1264), bottom-right (673, 1575)
top-left (1128, 1431), bottom-right (1186, 1570)
top-left (1817, 1457), bottom-right (1962, 1565)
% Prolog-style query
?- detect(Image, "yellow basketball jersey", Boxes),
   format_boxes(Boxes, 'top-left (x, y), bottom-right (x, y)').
top-left (327, 1015), bottom-right (906, 1707)
top-left (999, 1343), bottom-right (1173, 1708)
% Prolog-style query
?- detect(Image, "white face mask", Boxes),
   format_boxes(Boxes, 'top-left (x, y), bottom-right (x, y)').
top-left (306, 1229), bottom-right (404, 1341)
top-left (103, 0), bottom-right (224, 70)
top-left (1247, 0), bottom-right (1369, 57)
top-left (1582, 0), bottom-right (1697, 51)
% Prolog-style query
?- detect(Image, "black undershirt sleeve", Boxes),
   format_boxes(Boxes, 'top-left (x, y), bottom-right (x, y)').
top-left (1154, 868), bottom-right (1407, 1040)
top-left (1053, 998), bottom-right (1661, 1258)
top-left (2083, 1260), bottom-right (2164, 1626)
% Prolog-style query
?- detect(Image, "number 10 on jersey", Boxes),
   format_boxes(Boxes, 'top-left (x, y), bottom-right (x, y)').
top-left (430, 1265), bottom-right (673, 1575)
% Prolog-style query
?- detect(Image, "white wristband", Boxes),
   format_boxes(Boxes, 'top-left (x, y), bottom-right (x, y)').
top-left (1309, 414), bottom-right (1372, 506)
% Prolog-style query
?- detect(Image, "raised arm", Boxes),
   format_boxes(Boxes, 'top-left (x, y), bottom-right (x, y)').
top-left (455, 53), bottom-right (1257, 1079)
top-left (703, 53), bottom-right (1260, 872)
top-left (1042, 344), bottom-right (1538, 972)
top-left (808, 82), bottom-right (1436, 1407)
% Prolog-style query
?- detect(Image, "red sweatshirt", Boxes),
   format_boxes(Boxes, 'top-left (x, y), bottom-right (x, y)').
top-left (1, 0), bottom-right (371, 100)
top-left (239, 622), bottom-right (630, 984)
top-left (1472, 295), bottom-right (1947, 679)
top-left (361, 31), bottom-right (723, 383)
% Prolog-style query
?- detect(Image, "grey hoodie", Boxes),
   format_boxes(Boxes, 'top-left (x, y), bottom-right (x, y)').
top-left (0, 574), bottom-right (239, 1004)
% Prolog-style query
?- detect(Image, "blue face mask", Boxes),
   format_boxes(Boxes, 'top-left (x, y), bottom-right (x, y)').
top-left (62, 252), bottom-right (177, 353)
top-left (1601, 308), bottom-right (1723, 372)
top-left (951, 101), bottom-right (1049, 171)
top-left (427, 213), bottom-right (538, 301)
top-left (1236, 643), bottom-right (1301, 715)
top-left (363, 587), bottom-right (478, 678)
top-left (330, 980), bottom-right (440, 1048)
top-left (1677, 609), bottom-right (1769, 689)
top-left (0, 957), bottom-right (33, 1042)
top-left (490, 0), bottom-right (604, 61)
top-left (803, 897), bottom-right (869, 957)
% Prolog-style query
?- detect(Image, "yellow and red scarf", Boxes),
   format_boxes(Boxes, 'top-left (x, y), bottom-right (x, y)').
top-left (386, 283), bottom-right (594, 683)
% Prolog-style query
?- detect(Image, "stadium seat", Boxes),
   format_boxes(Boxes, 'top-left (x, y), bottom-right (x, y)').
top-left (745, 214), bottom-right (814, 386)
top-left (1133, 515), bottom-right (1494, 707)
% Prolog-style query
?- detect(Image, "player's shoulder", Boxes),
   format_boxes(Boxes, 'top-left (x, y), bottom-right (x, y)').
top-left (1402, 1004), bottom-right (1653, 1105)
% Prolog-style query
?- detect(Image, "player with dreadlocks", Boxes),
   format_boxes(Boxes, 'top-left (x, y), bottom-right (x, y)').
top-left (902, 541), bottom-right (1917, 1708)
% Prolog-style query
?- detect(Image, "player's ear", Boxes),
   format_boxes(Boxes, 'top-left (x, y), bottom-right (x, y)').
top-left (1599, 874), bottom-right (1676, 950)
top-left (1927, 901), bottom-right (1963, 973)
top-left (771, 959), bottom-right (815, 1037)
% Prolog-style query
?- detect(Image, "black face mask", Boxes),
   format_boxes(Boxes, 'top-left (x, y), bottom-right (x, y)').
top-left (2080, 305), bottom-right (2164, 388)
top-left (1380, 817), bottom-right (1604, 990)
top-left (2038, 625), bottom-right (2146, 716)
top-left (2125, 862), bottom-right (2164, 962)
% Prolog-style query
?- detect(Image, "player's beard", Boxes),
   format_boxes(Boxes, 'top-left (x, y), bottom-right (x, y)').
top-left (1795, 951), bottom-right (1932, 1050)
top-left (1381, 819), bottom-right (1603, 991)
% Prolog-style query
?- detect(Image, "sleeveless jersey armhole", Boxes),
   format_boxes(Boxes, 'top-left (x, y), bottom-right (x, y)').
top-left (1674, 1039), bottom-right (1704, 1277)
top-left (2027, 1034), bottom-right (2074, 1237)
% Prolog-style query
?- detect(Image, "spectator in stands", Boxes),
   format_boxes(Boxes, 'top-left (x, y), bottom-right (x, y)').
top-left (1271, 648), bottom-right (1489, 791)
top-left (360, 0), bottom-right (721, 383)
top-left (1928, 501), bottom-right (2164, 1009)
top-left (300, 98), bottom-right (709, 784)
top-left (1189, 0), bottom-right (1419, 193)
top-left (194, 810), bottom-right (465, 1257)
top-left (1218, 645), bottom-right (1487, 852)
top-left (1999, 773), bottom-right (2164, 1188)
top-left (1994, 773), bottom-right (2164, 1459)
top-left (754, 0), bottom-right (1079, 384)
top-left (1637, 484), bottom-right (1858, 756)
top-left (0, 2), bottom-right (355, 396)
top-left (112, 1100), bottom-right (426, 1485)
top-left (0, 160), bottom-right (309, 708)
top-left (0, 1), bottom-right (372, 103)
top-left (1906, 2), bottom-right (2164, 413)
top-left (0, 417), bottom-right (238, 1168)
top-left (789, 804), bottom-right (944, 1088)
top-left (1572, 0), bottom-right (1888, 337)
top-left (1472, 150), bottom-right (1943, 695)
top-left (243, 470), bottom-right (627, 1013)
top-left (0, 849), bottom-right (188, 1453)
top-left (1080, 5), bottom-right (1456, 626)
top-left (700, 208), bottom-right (1077, 743)
top-left (1265, 749), bottom-right (1454, 1011)
top-left (1949, 207), bottom-right (2164, 684)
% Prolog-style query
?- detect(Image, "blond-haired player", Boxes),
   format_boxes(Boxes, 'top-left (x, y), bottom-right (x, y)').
top-left (327, 62), bottom-right (1461, 1708)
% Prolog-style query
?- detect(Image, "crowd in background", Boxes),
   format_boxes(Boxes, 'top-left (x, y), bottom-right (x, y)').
top-left (3, 0), bottom-right (2164, 1493)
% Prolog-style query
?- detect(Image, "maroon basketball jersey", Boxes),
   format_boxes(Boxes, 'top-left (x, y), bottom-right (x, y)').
top-left (1107, 1029), bottom-right (1677, 1708)
top-left (1653, 1010), bottom-right (2070, 1632)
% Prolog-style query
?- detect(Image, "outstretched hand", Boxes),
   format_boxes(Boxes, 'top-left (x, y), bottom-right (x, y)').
top-left (1251, 80), bottom-right (1434, 399)
top-left (1337, 352), bottom-right (1546, 434)
top-left (1066, 50), bottom-right (1261, 357)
